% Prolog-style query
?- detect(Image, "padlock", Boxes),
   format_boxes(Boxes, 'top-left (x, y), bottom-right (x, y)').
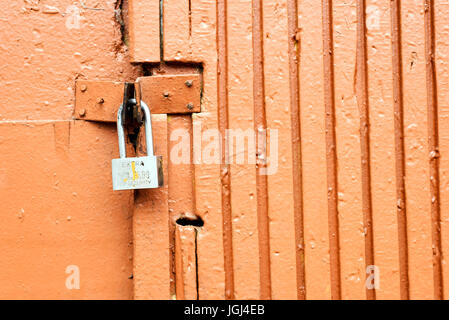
top-left (112, 100), bottom-right (163, 190)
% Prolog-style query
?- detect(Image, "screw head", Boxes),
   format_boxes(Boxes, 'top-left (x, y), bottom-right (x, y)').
top-left (187, 103), bottom-right (194, 110)
top-left (185, 80), bottom-right (193, 88)
top-left (80, 85), bottom-right (87, 92)
top-left (78, 109), bottom-right (86, 117)
top-left (163, 92), bottom-right (170, 98)
top-left (96, 98), bottom-right (105, 104)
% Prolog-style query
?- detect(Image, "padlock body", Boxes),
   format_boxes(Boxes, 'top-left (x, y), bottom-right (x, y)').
top-left (112, 156), bottom-right (163, 190)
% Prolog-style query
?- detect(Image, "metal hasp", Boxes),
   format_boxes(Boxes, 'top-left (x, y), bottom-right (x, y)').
top-left (111, 100), bottom-right (164, 191)
top-left (74, 74), bottom-right (202, 122)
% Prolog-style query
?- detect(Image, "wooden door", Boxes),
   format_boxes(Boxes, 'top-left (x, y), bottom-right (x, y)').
top-left (1, 0), bottom-right (449, 300)
top-left (129, 0), bottom-right (449, 300)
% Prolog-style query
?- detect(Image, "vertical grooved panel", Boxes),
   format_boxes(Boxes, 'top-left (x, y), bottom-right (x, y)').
top-left (217, 0), bottom-right (235, 300)
top-left (252, 0), bottom-right (272, 300)
top-left (228, 0), bottom-right (259, 300)
top-left (367, 0), bottom-right (401, 300)
top-left (424, 0), bottom-right (443, 300)
top-left (356, 0), bottom-right (376, 301)
top-left (401, 0), bottom-right (434, 300)
top-left (264, 0), bottom-right (298, 300)
top-left (322, 0), bottom-right (342, 300)
top-left (134, 0), bottom-right (443, 300)
top-left (300, 0), bottom-right (331, 300)
top-left (333, 0), bottom-right (365, 300)
top-left (390, 0), bottom-right (410, 300)
top-left (287, 0), bottom-right (306, 300)
top-left (435, 0), bottom-right (449, 301)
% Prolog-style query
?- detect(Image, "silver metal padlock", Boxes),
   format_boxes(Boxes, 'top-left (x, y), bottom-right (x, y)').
top-left (112, 100), bottom-right (163, 190)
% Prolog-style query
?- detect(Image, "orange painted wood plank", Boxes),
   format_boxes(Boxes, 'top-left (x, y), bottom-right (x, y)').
top-left (366, 0), bottom-right (400, 300)
top-left (333, 1), bottom-right (365, 300)
top-left (163, 0), bottom-right (191, 61)
top-left (435, 0), bottom-right (449, 300)
top-left (322, 0), bottom-right (342, 300)
top-left (299, 0), bottom-right (331, 300)
top-left (227, 0), bottom-right (260, 300)
top-left (263, 0), bottom-right (298, 300)
top-left (167, 114), bottom-right (197, 298)
top-left (355, 0), bottom-right (376, 301)
top-left (128, 0), bottom-right (161, 63)
top-left (0, 121), bottom-right (133, 299)
top-left (180, 0), bottom-right (226, 300)
top-left (287, 0), bottom-right (306, 300)
top-left (193, 114), bottom-right (226, 300)
top-left (163, 0), bottom-right (211, 62)
top-left (424, 0), bottom-right (443, 300)
top-left (401, 0), bottom-right (433, 300)
top-left (252, 0), bottom-right (272, 300)
top-left (133, 115), bottom-right (170, 299)
top-left (216, 0), bottom-right (235, 299)
top-left (175, 225), bottom-right (198, 300)
top-left (390, 0), bottom-right (410, 299)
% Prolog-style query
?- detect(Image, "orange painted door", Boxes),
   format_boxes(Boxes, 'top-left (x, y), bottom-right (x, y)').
top-left (126, 0), bottom-right (449, 300)
top-left (1, 0), bottom-right (448, 300)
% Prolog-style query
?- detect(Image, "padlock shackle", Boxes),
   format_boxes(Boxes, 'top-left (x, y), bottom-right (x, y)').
top-left (117, 100), bottom-right (154, 159)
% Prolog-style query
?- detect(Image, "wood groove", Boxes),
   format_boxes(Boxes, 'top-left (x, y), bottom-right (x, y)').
top-left (390, 0), bottom-right (410, 300)
top-left (287, 0), bottom-right (306, 300)
top-left (160, 0), bottom-right (164, 61)
top-left (424, 0), bottom-right (443, 300)
top-left (217, 0), bottom-right (235, 300)
top-left (322, 0), bottom-right (341, 300)
top-left (355, 0), bottom-right (375, 301)
top-left (252, 0), bottom-right (272, 300)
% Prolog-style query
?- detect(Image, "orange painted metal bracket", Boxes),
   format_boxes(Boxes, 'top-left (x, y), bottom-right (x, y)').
top-left (74, 74), bottom-right (201, 122)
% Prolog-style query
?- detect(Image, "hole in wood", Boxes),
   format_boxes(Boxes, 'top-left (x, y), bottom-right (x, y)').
top-left (176, 216), bottom-right (204, 228)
